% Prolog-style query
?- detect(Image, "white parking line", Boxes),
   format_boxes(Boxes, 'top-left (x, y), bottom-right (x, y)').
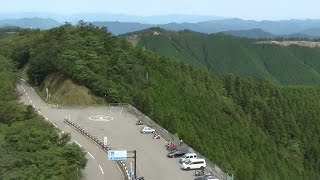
top-left (98, 165), bottom-right (104, 174)
top-left (74, 140), bottom-right (82, 147)
top-left (87, 152), bottom-right (95, 159)
top-left (32, 105), bottom-right (35, 108)
top-left (30, 100), bottom-right (32, 103)
top-left (52, 123), bottom-right (58, 128)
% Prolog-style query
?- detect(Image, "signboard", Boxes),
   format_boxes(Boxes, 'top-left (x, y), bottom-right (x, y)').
top-left (108, 150), bottom-right (127, 161)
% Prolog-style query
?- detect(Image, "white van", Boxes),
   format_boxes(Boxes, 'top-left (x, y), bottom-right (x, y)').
top-left (181, 158), bottom-right (206, 170)
top-left (180, 153), bottom-right (197, 163)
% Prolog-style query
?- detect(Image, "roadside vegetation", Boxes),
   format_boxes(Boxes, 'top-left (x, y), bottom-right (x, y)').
top-left (0, 24), bottom-right (319, 180)
top-left (0, 55), bottom-right (87, 179)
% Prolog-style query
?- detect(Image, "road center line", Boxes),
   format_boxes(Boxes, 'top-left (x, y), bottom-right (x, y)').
top-left (98, 165), bottom-right (104, 174)
top-left (87, 151), bottom-right (95, 159)
top-left (74, 140), bottom-right (82, 147)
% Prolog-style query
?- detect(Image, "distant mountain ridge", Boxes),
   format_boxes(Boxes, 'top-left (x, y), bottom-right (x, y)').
top-left (0, 17), bottom-right (60, 29)
top-left (222, 29), bottom-right (276, 39)
top-left (123, 28), bottom-right (320, 85)
top-left (1, 16), bottom-right (320, 38)
top-left (93, 19), bottom-right (320, 38)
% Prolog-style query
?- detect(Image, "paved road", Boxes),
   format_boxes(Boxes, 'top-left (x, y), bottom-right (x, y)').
top-left (17, 80), bottom-right (123, 180)
top-left (18, 79), bottom-right (197, 180)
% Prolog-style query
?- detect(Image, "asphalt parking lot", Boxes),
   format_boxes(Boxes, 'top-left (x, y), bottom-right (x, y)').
top-left (65, 106), bottom-right (198, 180)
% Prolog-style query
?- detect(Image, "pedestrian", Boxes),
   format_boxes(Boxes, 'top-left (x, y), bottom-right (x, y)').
top-left (179, 139), bottom-right (183, 146)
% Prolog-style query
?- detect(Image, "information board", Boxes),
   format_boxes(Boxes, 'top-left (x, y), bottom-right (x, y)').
top-left (108, 150), bottom-right (127, 161)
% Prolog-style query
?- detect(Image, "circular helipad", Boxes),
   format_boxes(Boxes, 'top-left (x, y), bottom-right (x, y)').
top-left (88, 115), bottom-right (114, 122)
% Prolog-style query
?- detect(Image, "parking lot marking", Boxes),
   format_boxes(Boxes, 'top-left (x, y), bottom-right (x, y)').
top-left (88, 115), bottom-right (114, 122)
top-left (52, 123), bottom-right (58, 128)
top-left (87, 151), bottom-right (95, 159)
top-left (30, 100), bottom-right (32, 103)
top-left (98, 165), bottom-right (104, 174)
top-left (74, 140), bottom-right (82, 147)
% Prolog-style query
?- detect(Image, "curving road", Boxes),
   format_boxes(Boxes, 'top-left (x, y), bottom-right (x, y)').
top-left (17, 79), bottom-right (123, 180)
top-left (18, 79), bottom-right (197, 180)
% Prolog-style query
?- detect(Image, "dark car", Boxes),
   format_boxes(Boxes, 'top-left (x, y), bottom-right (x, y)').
top-left (167, 149), bottom-right (188, 158)
top-left (194, 174), bottom-right (219, 180)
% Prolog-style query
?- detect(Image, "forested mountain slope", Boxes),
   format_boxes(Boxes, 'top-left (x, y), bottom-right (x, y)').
top-left (0, 55), bottom-right (87, 179)
top-left (0, 23), bottom-right (319, 180)
top-left (123, 28), bottom-right (320, 85)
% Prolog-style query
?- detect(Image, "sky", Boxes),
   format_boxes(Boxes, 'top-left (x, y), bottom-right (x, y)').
top-left (1, 0), bottom-right (320, 20)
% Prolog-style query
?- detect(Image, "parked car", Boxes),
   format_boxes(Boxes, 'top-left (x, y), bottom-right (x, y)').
top-left (141, 126), bottom-right (155, 133)
top-left (181, 158), bottom-right (206, 170)
top-left (167, 149), bottom-right (189, 158)
top-left (194, 174), bottom-right (219, 180)
top-left (167, 143), bottom-right (178, 151)
top-left (180, 152), bottom-right (197, 163)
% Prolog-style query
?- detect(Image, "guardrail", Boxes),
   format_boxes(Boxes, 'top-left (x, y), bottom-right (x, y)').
top-left (110, 103), bottom-right (233, 180)
top-left (63, 118), bottom-right (131, 180)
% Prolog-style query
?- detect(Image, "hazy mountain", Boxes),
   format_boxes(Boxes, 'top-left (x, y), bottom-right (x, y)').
top-left (0, 12), bottom-right (223, 24)
top-left (91, 19), bottom-right (320, 38)
top-left (300, 28), bottom-right (320, 37)
top-left (160, 18), bottom-right (320, 35)
top-left (92, 21), bottom-right (153, 35)
top-left (0, 17), bottom-right (60, 29)
top-left (222, 29), bottom-right (276, 39)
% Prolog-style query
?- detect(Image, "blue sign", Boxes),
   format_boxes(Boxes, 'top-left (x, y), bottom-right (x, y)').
top-left (108, 150), bottom-right (127, 161)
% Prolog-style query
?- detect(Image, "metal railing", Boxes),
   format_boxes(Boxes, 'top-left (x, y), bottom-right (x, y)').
top-left (63, 118), bottom-right (131, 180)
top-left (110, 103), bottom-right (233, 180)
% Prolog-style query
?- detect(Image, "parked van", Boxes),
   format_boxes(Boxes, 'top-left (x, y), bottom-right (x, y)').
top-left (180, 153), bottom-right (197, 163)
top-left (181, 158), bottom-right (206, 170)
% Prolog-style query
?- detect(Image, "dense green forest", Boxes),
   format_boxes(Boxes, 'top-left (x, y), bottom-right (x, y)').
top-left (0, 24), bottom-right (319, 180)
top-left (123, 28), bottom-right (320, 85)
top-left (0, 55), bottom-right (87, 179)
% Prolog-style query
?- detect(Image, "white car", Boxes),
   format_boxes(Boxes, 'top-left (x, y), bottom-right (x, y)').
top-left (141, 126), bottom-right (156, 133)
top-left (180, 152), bottom-right (197, 163)
top-left (181, 158), bottom-right (206, 170)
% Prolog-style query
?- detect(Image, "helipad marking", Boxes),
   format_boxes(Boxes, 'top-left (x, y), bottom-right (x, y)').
top-left (88, 115), bottom-right (114, 122)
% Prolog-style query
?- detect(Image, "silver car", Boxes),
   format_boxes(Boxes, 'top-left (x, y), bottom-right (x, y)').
top-left (141, 126), bottom-right (155, 133)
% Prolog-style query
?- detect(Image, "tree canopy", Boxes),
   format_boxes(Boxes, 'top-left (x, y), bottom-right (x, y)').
top-left (0, 55), bottom-right (87, 180)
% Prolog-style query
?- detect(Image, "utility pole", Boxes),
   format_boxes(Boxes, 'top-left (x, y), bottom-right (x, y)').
top-left (127, 150), bottom-right (137, 179)
top-left (134, 150), bottom-right (137, 179)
